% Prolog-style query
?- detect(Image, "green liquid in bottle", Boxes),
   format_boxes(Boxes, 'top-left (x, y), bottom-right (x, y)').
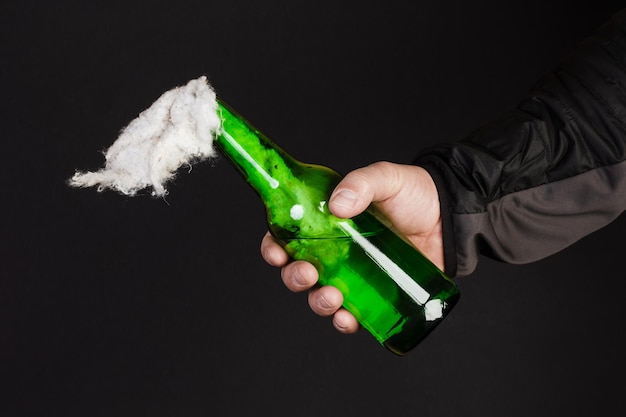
top-left (215, 99), bottom-right (460, 355)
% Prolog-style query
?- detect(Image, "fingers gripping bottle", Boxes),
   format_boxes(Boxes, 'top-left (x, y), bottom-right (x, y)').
top-left (215, 99), bottom-right (460, 355)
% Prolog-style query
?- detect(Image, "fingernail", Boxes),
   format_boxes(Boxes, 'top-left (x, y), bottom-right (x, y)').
top-left (330, 189), bottom-right (357, 209)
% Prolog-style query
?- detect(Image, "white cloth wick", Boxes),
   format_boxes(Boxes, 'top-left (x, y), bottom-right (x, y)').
top-left (69, 76), bottom-right (220, 197)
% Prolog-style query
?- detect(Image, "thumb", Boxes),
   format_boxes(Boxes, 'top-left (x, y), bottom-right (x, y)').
top-left (329, 162), bottom-right (401, 219)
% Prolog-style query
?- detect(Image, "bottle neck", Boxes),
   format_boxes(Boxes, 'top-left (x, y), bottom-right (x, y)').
top-left (215, 99), bottom-right (297, 202)
top-left (215, 99), bottom-right (350, 239)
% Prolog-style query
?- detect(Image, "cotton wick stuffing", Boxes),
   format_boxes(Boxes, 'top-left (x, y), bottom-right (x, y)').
top-left (69, 76), bottom-right (221, 197)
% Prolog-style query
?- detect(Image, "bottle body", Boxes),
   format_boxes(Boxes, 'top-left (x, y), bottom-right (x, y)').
top-left (215, 99), bottom-right (459, 355)
top-left (282, 212), bottom-right (459, 355)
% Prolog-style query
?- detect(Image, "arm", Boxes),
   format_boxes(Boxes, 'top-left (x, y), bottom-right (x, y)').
top-left (416, 8), bottom-right (626, 277)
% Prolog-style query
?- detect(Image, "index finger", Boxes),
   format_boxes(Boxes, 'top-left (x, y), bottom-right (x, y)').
top-left (260, 232), bottom-right (290, 267)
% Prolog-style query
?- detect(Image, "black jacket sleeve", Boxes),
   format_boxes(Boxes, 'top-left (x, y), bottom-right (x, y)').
top-left (415, 9), bottom-right (626, 278)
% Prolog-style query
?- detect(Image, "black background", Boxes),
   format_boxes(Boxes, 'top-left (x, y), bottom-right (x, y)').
top-left (2, 1), bottom-right (625, 416)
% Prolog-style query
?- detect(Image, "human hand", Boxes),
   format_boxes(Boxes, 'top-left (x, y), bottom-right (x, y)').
top-left (260, 161), bottom-right (444, 334)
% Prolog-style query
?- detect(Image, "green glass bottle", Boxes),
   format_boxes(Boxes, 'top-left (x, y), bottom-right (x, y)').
top-left (215, 99), bottom-right (460, 355)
